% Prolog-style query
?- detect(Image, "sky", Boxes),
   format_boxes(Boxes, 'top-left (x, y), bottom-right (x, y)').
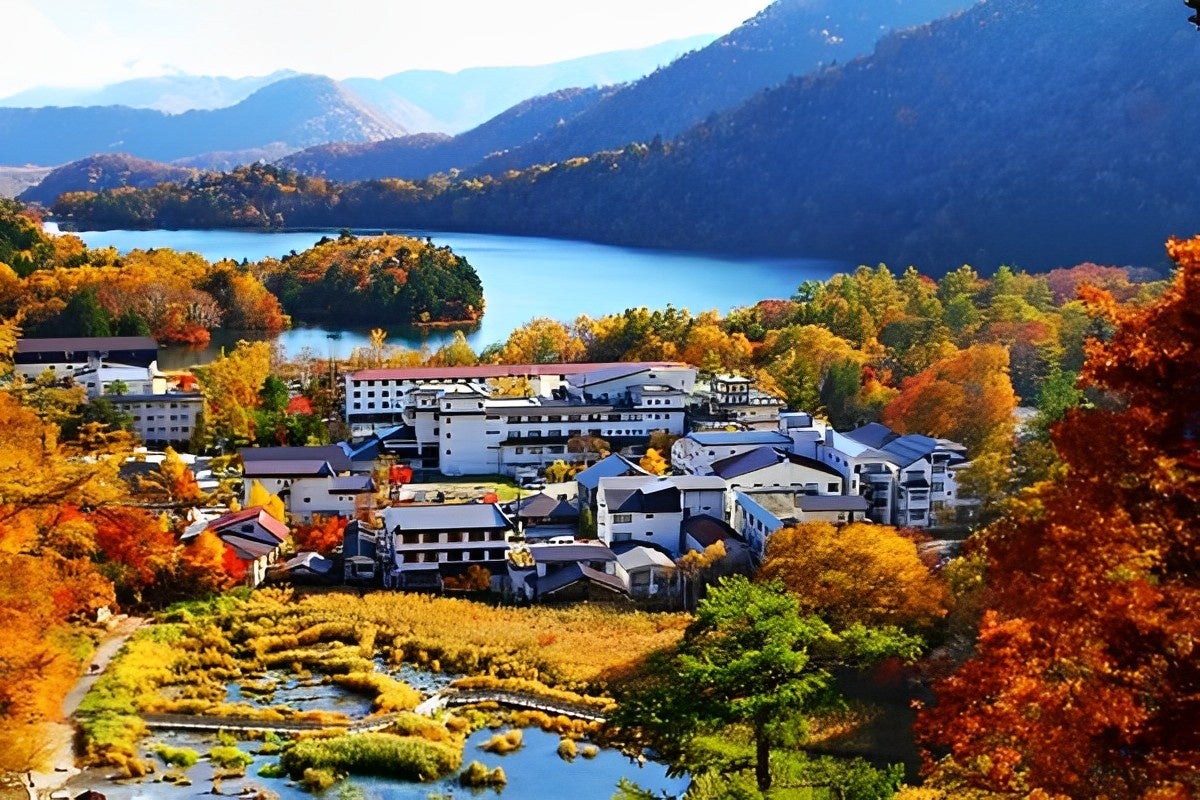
top-left (2, 0), bottom-right (774, 96)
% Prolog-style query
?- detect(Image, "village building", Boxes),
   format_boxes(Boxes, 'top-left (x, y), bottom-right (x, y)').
top-left (285, 474), bottom-right (377, 523)
top-left (506, 542), bottom-right (627, 602)
top-left (670, 430), bottom-right (795, 476)
top-left (378, 503), bottom-right (516, 590)
top-left (731, 489), bottom-right (872, 560)
top-left (594, 474), bottom-right (726, 556)
top-left (200, 506), bottom-right (290, 588)
top-left (688, 373), bottom-right (786, 430)
top-left (108, 391), bottom-right (204, 446)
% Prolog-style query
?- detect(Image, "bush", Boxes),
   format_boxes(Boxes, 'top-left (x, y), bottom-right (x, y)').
top-left (258, 762), bottom-right (288, 779)
top-left (280, 733), bottom-right (461, 782)
top-left (481, 729), bottom-right (523, 755)
top-left (208, 745), bottom-right (253, 769)
top-left (154, 744), bottom-right (199, 768)
top-left (581, 743), bottom-right (600, 759)
top-left (301, 767), bottom-right (338, 791)
top-left (459, 760), bottom-right (507, 788)
top-left (556, 738), bottom-right (577, 761)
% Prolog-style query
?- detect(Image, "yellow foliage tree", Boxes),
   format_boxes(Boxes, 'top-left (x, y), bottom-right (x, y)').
top-left (496, 317), bottom-right (585, 364)
top-left (639, 448), bottom-right (670, 476)
top-left (758, 521), bottom-right (949, 633)
top-left (246, 480), bottom-right (286, 522)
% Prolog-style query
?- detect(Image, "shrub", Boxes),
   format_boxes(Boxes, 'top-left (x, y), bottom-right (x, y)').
top-left (581, 744), bottom-right (600, 759)
top-left (480, 729), bottom-right (523, 755)
top-left (556, 738), bottom-right (577, 761)
top-left (154, 744), bottom-right (199, 768)
top-left (301, 767), bottom-right (338, 791)
top-left (258, 762), bottom-right (288, 779)
top-left (280, 733), bottom-right (461, 782)
top-left (208, 745), bottom-right (253, 769)
top-left (459, 760), bottom-right (507, 788)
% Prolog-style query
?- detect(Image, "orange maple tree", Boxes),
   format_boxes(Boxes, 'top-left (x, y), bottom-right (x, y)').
top-left (917, 238), bottom-right (1200, 799)
top-left (291, 515), bottom-right (348, 555)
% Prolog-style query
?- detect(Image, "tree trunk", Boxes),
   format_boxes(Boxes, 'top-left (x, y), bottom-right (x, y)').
top-left (755, 714), bottom-right (771, 792)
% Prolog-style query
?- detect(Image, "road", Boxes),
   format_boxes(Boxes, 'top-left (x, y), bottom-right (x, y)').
top-left (26, 615), bottom-right (145, 800)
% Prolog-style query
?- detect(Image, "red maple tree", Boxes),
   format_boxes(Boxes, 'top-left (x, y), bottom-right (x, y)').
top-left (917, 238), bottom-right (1200, 798)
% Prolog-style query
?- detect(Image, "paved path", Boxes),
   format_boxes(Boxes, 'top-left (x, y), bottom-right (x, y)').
top-left (27, 615), bottom-right (145, 800)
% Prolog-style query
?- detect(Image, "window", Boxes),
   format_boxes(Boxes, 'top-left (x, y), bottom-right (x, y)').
top-left (827, 482), bottom-right (839, 493)
top-left (932, 481), bottom-right (945, 493)
top-left (613, 514), bottom-right (632, 523)
top-left (515, 447), bottom-right (524, 454)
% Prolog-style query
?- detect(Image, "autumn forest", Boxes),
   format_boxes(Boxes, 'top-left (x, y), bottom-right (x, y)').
top-left (0, 193), bottom-right (1196, 798)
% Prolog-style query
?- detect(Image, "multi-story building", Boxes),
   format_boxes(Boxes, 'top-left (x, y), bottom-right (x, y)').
top-left (343, 362), bottom-right (696, 477)
top-left (108, 392), bottom-right (204, 446)
top-left (689, 373), bottom-right (787, 430)
top-left (14, 336), bottom-right (159, 388)
top-left (379, 503), bottom-right (516, 590)
top-left (670, 430), bottom-right (795, 476)
top-left (343, 361), bottom-right (692, 438)
top-left (595, 474), bottom-right (726, 556)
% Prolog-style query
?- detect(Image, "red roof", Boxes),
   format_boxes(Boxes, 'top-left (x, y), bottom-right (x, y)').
top-left (348, 361), bottom-right (687, 381)
top-left (208, 506), bottom-right (290, 542)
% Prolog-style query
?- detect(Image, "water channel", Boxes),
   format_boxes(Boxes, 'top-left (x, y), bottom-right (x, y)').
top-left (63, 663), bottom-right (687, 800)
top-left (52, 225), bottom-right (848, 368)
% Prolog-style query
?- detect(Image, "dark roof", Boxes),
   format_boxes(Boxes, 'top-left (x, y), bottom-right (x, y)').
top-left (527, 543), bottom-right (617, 563)
top-left (882, 435), bottom-right (939, 467)
top-left (280, 552), bottom-right (335, 575)
top-left (509, 492), bottom-right (579, 519)
top-left (381, 503), bottom-right (514, 532)
top-left (328, 476), bottom-right (376, 492)
top-left (239, 445), bottom-right (352, 473)
top-left (845, 422), bottom-right (898, 450)
top-left (242, 459), bottom-right (334, 478)
top-left (794, 495), bottom-right (871, 512)
top-left (709, 446), bottom-right (785, 478)
top-left (16, 336), bottom-right (157, 354)
top-left (534, 563), bottom-right (629, 598)
top-left (682, 514), bottom-right (741, 548)
top-left (606, 485), bottom-right (680, 514)
top-left (575, 453), bottom-right (648, 490)
top-left (709, 446), bottom-right (841, 481)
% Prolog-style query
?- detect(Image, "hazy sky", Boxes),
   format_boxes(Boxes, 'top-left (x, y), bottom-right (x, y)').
top-left (3, 0), bottom-right (774, 96)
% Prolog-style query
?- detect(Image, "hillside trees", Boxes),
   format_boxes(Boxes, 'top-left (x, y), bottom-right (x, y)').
top-left (917, 236), bottom-right (1200, 799)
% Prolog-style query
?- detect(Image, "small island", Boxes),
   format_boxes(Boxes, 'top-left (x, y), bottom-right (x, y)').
top-left (257, 230), bottom-right (484, 328)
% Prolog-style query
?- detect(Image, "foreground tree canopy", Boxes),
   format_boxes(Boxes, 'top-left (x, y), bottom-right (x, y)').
top-left (917, 236), bottom-right (1200, 799)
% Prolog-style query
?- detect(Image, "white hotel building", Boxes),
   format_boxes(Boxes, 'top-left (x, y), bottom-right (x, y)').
top-left (344, 362), bottom-right (695, 476)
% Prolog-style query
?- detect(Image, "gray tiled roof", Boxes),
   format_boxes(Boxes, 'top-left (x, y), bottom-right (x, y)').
top-left (381, 503), bottom-right (514, 531)
top-left (239, 445), bottom-right (352, 473)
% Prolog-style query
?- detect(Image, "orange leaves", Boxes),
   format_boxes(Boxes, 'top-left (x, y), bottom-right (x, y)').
top-left (292, 515), bottom-right (348, 556)
top-left (919, 236), bottom-right (1200, 798)
top-left (883, 343), bottom-right (1016, 453)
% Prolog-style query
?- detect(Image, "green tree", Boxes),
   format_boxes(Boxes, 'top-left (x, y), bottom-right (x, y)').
top-left (615, 577), bottom-right (919, 792)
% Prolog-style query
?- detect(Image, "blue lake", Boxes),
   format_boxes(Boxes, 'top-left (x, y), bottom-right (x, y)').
top-left (62, 726), bottom-right (686, 800)
top-left (54, 226), bottom-right (848, 367)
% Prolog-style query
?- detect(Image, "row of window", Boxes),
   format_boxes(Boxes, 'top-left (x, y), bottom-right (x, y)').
top-left (398, 531), bottom-right (508, 544)
top-left (399, 549), bottom-right (507, 563)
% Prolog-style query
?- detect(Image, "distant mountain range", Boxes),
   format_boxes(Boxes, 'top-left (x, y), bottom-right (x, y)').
top-left (0, 71), bottom-right (301, 114)
top-left (276, 0), bottom-right (974, 183)
top-left (51, 0), bottom-right (1200, 276)
top-left (0, 35), bottom-right (716, 137)
top-left (342, 35), bottom-right (717, 134)
top-left (385, 0), bottom-right (1199, 273)
top-left (0, 75), bottom-right (404, 166)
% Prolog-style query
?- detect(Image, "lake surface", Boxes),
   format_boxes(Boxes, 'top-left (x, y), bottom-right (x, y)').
top-left (55, 226), bottom-right (848, 367)
top-left (62, 726), bottom-right (686, 800)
